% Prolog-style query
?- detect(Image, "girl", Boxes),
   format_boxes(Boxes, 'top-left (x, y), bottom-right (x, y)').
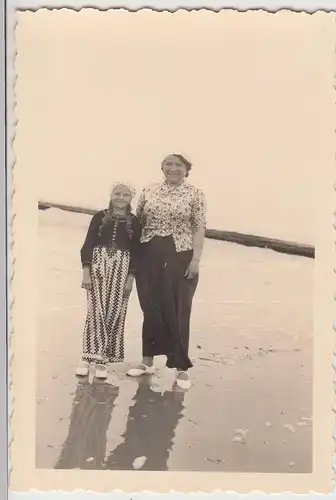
top-left (76, 182), bottom-right (141, 379)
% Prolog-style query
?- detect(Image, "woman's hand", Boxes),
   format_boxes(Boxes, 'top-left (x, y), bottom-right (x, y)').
top-left (81, 267), bottom-right (92, 290)
top-left (124, 274), bottom-right (135, 297)
top-left (185, 259), bottom-right (200, 280)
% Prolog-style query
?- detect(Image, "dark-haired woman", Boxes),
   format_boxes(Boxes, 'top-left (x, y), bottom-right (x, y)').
top-left (76, 182), bottom-right (141, 380)
top-left (127, 154), bottom-right (207, 390)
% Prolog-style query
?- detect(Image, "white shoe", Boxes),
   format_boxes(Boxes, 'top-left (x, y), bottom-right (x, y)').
top-left (95, 364), bottom-right (108, 379)
top-left (127, 364), bottom-right (155, 377)
top-left (75, 361), bottom-right (90, 377)
top-left (176, 371), bottom-right (191, 390)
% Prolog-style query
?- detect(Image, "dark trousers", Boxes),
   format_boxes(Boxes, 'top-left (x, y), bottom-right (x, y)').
top-left (136, 236), bottom-right (198, 371)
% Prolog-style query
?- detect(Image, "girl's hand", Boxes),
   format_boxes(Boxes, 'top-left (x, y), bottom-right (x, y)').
top-left (124, 274), bottom-right (135, 297)
top-left (81, 267), bottom-right (92, 290)
top-left (185, 259), bottom-right (200, 280)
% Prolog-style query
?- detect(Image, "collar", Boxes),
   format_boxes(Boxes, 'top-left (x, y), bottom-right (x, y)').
top-left (161, 179), bottom-right (186, 192)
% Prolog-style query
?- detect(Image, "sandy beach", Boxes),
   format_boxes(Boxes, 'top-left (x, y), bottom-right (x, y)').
top-left (35, 208), bottom-right (313, 473)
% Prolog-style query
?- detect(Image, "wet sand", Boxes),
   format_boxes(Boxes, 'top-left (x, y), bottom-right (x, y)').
top-left (36, 209), bottom-right (313, 473)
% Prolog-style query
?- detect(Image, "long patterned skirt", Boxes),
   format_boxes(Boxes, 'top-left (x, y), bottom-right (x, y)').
top-left (136, 236), bottom-right (198, 371)
top-left (82, 246), bottom-right (130, 365)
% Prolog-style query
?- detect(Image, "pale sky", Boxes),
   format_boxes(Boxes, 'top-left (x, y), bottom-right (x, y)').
top-left (15, 9), bottom-right (335, 244)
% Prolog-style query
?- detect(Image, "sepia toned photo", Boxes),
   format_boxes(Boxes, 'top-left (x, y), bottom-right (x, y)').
top-left (10, 8), bottom-right (335, 494)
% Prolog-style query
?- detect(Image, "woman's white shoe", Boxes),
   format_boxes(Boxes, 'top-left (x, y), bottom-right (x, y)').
top-left (127, 364), bottom-right (155, 377)
top-left (95, 364), bottom-right (108, 379)
top-left (75, 361), bottom-right (90, 377)
top-left (176, 371), bottom-right (191, 390)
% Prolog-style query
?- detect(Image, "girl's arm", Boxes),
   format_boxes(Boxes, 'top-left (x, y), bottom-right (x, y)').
top-left (191, 189), bottom-right (207, 262)
top-left (80, 212), bottom-right (102, 268)
top-left (128, 217), bottom-right (142, 277)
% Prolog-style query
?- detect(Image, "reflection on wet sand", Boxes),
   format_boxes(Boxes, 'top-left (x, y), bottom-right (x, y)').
top-left (55, 379), bottom-right (119, 470)
top-left (55, 376), bottom-right (185, 471)
top-left (106, 377), bottom-right (185, 471)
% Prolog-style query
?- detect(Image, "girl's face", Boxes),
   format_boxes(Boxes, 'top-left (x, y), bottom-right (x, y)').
top-left (110, 185), bottom-right (132, 210)
top-left (162, 155), bottom-right (187, 185)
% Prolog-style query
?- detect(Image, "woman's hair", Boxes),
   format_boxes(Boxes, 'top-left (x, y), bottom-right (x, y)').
top-left (162, 153), bottom-right (192, 177)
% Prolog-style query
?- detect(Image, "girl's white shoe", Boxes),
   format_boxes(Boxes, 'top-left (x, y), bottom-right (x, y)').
top-left (75, 361), bottom-right (90, 377)
top-left (127, 364), bottom-right (155, 377)
top-left (176, 371), bottom-right (191, 390)
top-left (95, 364), bottom-right (108, 379)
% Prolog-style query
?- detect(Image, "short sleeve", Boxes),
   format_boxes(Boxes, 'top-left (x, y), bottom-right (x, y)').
top-left (191, 189), bottom-right (207, 232)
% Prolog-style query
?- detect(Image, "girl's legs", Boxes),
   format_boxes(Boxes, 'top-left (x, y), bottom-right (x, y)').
top-left (80, 256), bottom-right (110, 367)
top-left (100, 250), bottom-right (130, 379)
top-left (104, 251), bottom-right (130, 363)
top-left (78, 248), bottom-right (129, 378)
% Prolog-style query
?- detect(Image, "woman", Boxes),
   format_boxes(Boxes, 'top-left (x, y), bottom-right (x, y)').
top-left (76, 182), bottom-right (141, 379)
top-left (127, 154), bottom-right (207, 389)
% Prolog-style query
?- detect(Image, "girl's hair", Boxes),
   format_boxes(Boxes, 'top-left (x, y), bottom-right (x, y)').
top-left (161, 153), bottom-right (192, 177)
top-left (98, 200), bottom-right (134, 240)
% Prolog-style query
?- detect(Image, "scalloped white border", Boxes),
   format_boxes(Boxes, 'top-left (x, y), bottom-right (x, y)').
top-left (7, 4), bottom-right (336, 498)
top-left (10, 0), bottom-right (336, 12)
top-left (7, 0), bottom-right (17, 496)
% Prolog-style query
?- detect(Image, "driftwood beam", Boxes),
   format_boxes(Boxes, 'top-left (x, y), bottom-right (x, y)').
top-left (38, 201), bottom-right (97, 215)
top-left (205, 229), bottom-right (314, 259)
top-left (38, 201), bottom-right (314, 259)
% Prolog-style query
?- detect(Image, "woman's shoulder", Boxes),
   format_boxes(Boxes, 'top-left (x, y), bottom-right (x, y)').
top-left (141, 182), bottom-right (161, 194)
top-left (185, 182), bottom-right (205, 197)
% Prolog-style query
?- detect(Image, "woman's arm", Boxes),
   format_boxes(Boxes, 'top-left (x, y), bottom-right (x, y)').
top-left (191, 189), bottom-right (207, 261)
top-left (80, 212), bottom-right (102, 268)
top-left (128, 216), bottom-right (142, 277)
top-left (136, 189), bottom-right (146, 226)
top-left (186, 190), bottom-right (207, 279)
top-left (192, 226), bottom-right (206, 262)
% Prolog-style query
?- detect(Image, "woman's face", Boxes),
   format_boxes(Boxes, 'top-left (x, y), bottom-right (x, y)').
top-left (110, 185), bottom-right (132, 209)
top-left (162, 155), bottom-right (187, 185)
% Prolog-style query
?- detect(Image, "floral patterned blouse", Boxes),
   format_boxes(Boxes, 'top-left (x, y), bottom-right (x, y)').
top-left (136, 181), bottom-right (207, 252)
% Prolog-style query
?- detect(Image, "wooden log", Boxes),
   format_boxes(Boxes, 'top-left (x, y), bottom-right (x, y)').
top-left (38, 203), bottom-right (51, 211)
top-left (38, 201), bottom-right (315, 259)
top-left (38, 201), bottom-right (96, 215)
top-left (205, 229), bottom-right (314, 259)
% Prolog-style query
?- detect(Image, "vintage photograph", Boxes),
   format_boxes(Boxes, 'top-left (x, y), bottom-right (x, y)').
top-left (10, 7), bottom-right (335, 494)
